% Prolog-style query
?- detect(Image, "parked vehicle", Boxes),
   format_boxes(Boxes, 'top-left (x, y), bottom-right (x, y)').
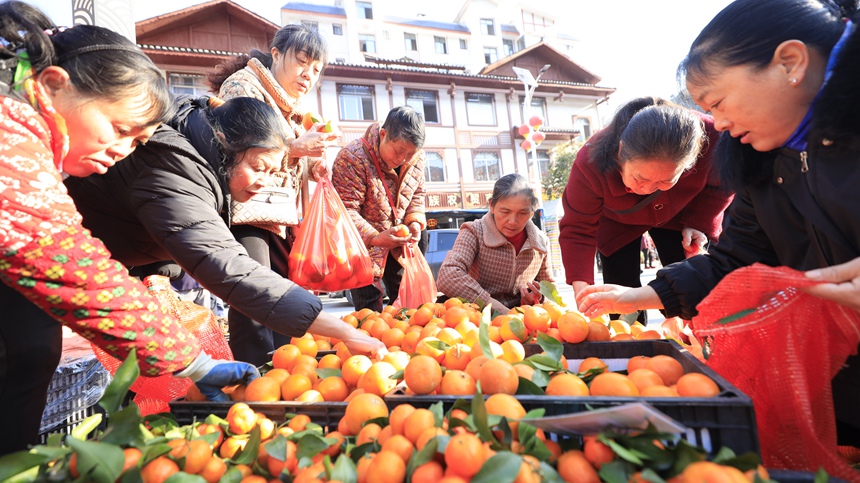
top-left (425, 228), bottom-right (460, 280)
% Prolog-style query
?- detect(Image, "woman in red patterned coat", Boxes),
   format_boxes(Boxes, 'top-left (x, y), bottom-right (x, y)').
top-left (437, 174), bottom-right (553, 314)
top-left (0, 2), bottom-right (257, 454)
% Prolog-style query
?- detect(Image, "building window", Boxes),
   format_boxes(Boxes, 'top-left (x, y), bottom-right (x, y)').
top-left (357, 1), bottom-right (373, 19)
top-left (338, 84), bottom-right (375, 121)
top-left (333, 24), bottom-right (343, 35)
top-left (528, 150), bottom-right (551, 179)
top-left (425, 152), bottom-right (445, 182)
top-left (359, 34), bottom-right (376, 53)
top-left (473, 152), bottom-right (501, 182)
top-left (459, 38), bottom-right (467, 49)
top-left (383, 30), bottom-right (390, 40)
top-left (522, 10), bottom-right (552, 34)
top-left (335, 58), bottom-right (346, 63)
top-left (404, 33), bottom-right (417, 51)
top-left (168, 73), bottom-right (208, 96)
top-left (520, 96), bottom-right (548, 123)
top-left (483, 47), bottom-right (497, 64)
top-left (517, 36), bottom-right (526, 51)
top-left (480, 18), bottom-right (495, 35)
top-left (301, 20), bottom-right (318, 32)
top-left (575, 117), bottom-right (592, 141)
top-left (503, 39), bottom-right (514, 56)
top-left (434, 36), bottom-right (447, 54)
top-left (406, 89), bottom-right (439, 124)
top-left (465, 92), bottom-right (496, 126)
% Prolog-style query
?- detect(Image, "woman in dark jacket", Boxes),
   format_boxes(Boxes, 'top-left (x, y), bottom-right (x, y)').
top-left (577, 0), bottom-right (860, 444)
top-left (64, 96), bottom-right (385, 366)
top-left (559, 97), bottom-right (732, 323)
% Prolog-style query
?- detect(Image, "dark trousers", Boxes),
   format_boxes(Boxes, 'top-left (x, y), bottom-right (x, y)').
top-left (228, 224), bottom-right (293, 366)
top-left (598, 228), bottom-right (686, 324)
top-left (0, 283), bottom-right (63, 455)
top-left (350, 251), bottom-right (403, 312)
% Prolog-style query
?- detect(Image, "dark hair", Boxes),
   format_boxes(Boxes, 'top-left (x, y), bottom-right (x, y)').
top-left (0, 1), bottom-right (173, 124)
top-left (590, 97), bottom-right (706, 173)
top-left (208, 23), bottom-right (327, 92)
top-left (382, 106), bottom-right (426, 148)
top-left (209, 97), bottom-right (289, 172)
top-left (490, 173), bottom-right (538, 211)
top-left (681, 0), bottom-right (858, 87)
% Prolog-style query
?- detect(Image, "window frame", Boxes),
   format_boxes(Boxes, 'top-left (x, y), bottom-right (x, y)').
top-left (168, 73), bottom-right (208, 97)
top-left (333, 24), bottom-right (343, 35)
top-left (480, 18), bottom-right (495, 36)
top-left (527, 149), bottom-right (552, 179)
top-left (483, 47), bottom-right (498, 64)
top-left (472, 151), bottom-right (502, 182)
top-left (404, 32), bottom-right (417, 51)
top-left (359, 34), bottom-right (376, 54)
top-left (405, 89), bottom-right (440, 124)
top-left (520, 96), bottom-right (548, 124)
top-left (337, 83), bottom-right (376, 121)
top-left (502, 38), bottom-right (514, 56)
top-left (424, 150), bottom-right (446, 182)
top-left (465, 92), bottom-right (497, 127)
top-left (459, 38), bottom-right (468, 49)
top-left (434, 36), bottom-right (448, 54)
top-left (356, 1), bottom-right (373, 19)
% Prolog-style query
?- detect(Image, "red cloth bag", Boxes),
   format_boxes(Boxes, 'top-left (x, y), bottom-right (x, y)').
top-left (288, 178), bottom-right (374, 292)
top-left (692, 264), bottom-right (860, 482)
top-left (93, 275), bottom-right (233, 415)
top-left (393, 244), bottom-right (437, 309)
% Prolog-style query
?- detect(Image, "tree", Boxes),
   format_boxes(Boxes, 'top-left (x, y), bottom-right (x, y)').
top-left (670, 88), bottom-right (705, 113)
top-left (542, 140), bottom-right (583, 201)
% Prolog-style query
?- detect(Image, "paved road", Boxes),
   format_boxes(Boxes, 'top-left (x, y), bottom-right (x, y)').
top-left (321, 266), bottom-right (666, 328)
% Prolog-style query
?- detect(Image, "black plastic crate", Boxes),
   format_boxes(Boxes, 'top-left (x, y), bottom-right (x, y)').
top-left (387, 340), bottom-right (758, 457)
top-left (169, 399), bottom-right (347, 429)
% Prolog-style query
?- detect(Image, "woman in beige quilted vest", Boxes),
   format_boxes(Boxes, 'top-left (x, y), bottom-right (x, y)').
top-left (207, 24), bottom-right (339, 365)
top-left (437, 174), bottom-right (553, 314)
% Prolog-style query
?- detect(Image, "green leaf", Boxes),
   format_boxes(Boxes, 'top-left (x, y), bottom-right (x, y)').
top-left (471, 452), bottom-right (522, 483)
top-left (671, 440), bottom-right (707, 475)
top-left (479, 308), bottom-right (494, 359)
top-left (530, 369), bottom-right (550, 387)
top-left (813, 468), bottom-right (830, 483)
top-left (99, 348), bottom-right (139, 416)
top-left (538, 460), bottom-right (565, 483)
top-left (0, 452), bottom-right (53, 482)
top-left (231, 425), bottom-right (261, 465)
top-left (605, 438), bottom-right (645, 465)
top-left (265, 435), bottom-right (288, 460)
top-left (535, 331), bottom-right (563, 364)
top-left (711, 446), bottom-right (737, 464)
top-left (429, 401), bottom-right (445, 427)
top-left (539, 280), bottom-right (566, 307)
top-left (599, 460), bottom-right (632, 483)
top-left (69, 413), bottom-right (103, 440)
top-left (719, 452), bottom-right (761, 472)
top-left (471, 389), bottom-right (500, 447)
top-left (640, 468), bottom-right (668, 483)
top-left (716, 308), bottom-right (756, 325)
top-left (164, 474), bottom-right (207, 483)
top-left (425, 339), bottom-right (452, 351)
top-left (296, 433), bottom-right (336, 461)
top-left (67, 438), bottom-right (124, 483)
top-left (329, 454), bottom-right (357, 483)
top-left (390, 369), bottom-right (404, 380)
top-left (515, 377), bottom-right (546, 395)
top-left (527, 354), bottom-right (562, 372)
top-left (620, 312), bottom-right (640, 325)
top-left (219, 468), bottom-right (244, 483)
top-left (316, 368), bottom-right (342, 379)
top-left (405, 435), bottom-right (439, 482)
top-left (98, 404), bottom-right (146, 446)
top-left (349, 442), bottom-right (380, 462)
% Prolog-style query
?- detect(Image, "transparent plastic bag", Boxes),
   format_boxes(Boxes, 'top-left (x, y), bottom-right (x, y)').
top-left (288, 178), bottom-right (374, 292)
top-left (393, 244), bottom-right (437, 309)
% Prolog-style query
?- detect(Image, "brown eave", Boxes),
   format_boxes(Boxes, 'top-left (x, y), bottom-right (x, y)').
top-left (136, 0), bottom-right (278, 37)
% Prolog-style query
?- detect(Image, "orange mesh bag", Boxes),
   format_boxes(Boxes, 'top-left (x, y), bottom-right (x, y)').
top-left (94, 275), bottom-right (233, 415)
top-left (288, 177), bottom-right (374, 292)
top-left (692, 263), bottom-right (860, 481)
top-left (393, 244), bottom-right (437, 310)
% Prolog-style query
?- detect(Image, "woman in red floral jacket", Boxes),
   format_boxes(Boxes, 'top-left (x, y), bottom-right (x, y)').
top-left (0, 1), bottom-right (257, 454)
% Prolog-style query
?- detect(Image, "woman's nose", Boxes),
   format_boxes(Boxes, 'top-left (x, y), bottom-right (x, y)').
top-left (712, 113), bottom-right (732, 132)
top-left (107, 138), bottom-right (137, 161)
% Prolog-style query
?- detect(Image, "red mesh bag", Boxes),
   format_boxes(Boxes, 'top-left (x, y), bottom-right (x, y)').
top-left (393, 244), bottom-right (437, 310)
top-left (692, 263), bottom-right (860, 481)
top-left (288, 177), bottom-right (374, 292)
top-left (93, 275), bottom-right (233, 415)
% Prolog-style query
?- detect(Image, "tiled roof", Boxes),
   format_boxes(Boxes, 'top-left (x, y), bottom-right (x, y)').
top-left (282, 2), bottom-right (346, 16)
top-left (363, 55), bottom-right (467, 71)
top-left (501, 24), bottom-right (519, 34)
top-left (138, 44), bottom-right (243, 56)
top-left (383, 15), bottom-right (470, 33)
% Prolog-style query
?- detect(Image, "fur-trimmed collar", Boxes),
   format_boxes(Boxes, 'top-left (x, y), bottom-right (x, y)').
top-left (718, 19), bottom-right (860, 190)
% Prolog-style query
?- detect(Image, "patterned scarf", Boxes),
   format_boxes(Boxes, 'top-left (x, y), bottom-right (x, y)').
top-left (246, 57), bottom-right (305, 129)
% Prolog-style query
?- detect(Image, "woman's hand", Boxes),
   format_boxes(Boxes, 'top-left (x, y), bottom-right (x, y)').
top-left (681, 227), bottom-right (708, 258)
top-left (576, 285), bottom-right (661, 319)
top-left (408, 222), bottom-right (422, 244)
top-left (310, 159), bottom-right (330, 182)
top-left (519, 280), bottom-right (542, 306)
top-left (371, 226), bottom-right (411, 249)
top-left (803, 258), bottom-right (860, 312)
top-left (341, 328), bottom-right (389, 360)
top-left (571, 281), bottom-right (590, 300)
top-left (290, 127), bottom-right (339, 158)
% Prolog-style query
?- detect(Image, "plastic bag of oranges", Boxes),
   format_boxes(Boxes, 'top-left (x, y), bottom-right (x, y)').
top-left (289, 177), bottom-right (374, 292)
top-left (393, 244), bottom-right (437, 309)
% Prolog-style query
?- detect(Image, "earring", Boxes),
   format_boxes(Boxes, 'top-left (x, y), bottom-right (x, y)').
top-left (789, 78), bottom-right (798, 85)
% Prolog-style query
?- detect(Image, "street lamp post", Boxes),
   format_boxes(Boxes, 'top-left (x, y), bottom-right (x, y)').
top-left (512, 64), bottom-right (551, 203)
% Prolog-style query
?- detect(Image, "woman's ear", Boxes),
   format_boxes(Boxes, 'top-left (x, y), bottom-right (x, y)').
top-left (36, 66), bottom-right (71, 98)
top-left (773, 40), bottom-right (810, 85)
